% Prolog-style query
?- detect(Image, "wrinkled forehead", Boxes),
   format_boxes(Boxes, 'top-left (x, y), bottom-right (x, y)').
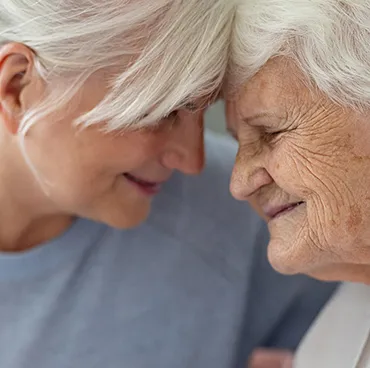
top-left (233, 58), bottom-right (313, 116)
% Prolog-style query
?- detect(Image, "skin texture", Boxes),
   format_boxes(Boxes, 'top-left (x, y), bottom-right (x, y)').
top-left (0, 43), bottom-right (205, 252)
top-left (226, 57), bottom-right (370, 283)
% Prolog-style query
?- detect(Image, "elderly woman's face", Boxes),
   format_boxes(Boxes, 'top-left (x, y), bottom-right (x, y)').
top-left (226, 58), bottom-right (370, 282)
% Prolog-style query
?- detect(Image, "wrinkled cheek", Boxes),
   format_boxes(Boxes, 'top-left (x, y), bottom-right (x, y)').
top-left (305, 198), bottom-right (361, 267)
top-left (303, 164), bottom-right (365, 259)
top-left (311, 195), bottom-right (370, 267)
top-left (274, 141), bottom-right (341, 196)
top-left (267, 202), bottom-right (344, 276)
top-left (267, 209), bottom-right (314, 274)
top-left (267, 153), bottom-right (308, 198)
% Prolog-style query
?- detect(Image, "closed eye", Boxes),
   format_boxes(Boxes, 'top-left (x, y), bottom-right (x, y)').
top-left (261, 127), bottom-right (296, 143)
top-left (163, 103), bottom-right (199, 121)
top-left (163, 111), bottom-right (179, 120)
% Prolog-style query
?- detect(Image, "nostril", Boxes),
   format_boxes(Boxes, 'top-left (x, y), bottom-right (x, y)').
top-left (230, 167), bottom-right (273, 200)
top-left (161, 151), bottom-right (181, 170)
top-left (230, 176), bottom-right (249, 201)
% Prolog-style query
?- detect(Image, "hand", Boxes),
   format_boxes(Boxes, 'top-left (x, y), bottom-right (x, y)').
top-left (248, 348), bottom-right (293, 368)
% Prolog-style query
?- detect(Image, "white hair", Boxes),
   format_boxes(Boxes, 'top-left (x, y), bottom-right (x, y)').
top-left (0, 0), bottom-right (236, 134)
top-left (230, 0), bottom-right (370, 109)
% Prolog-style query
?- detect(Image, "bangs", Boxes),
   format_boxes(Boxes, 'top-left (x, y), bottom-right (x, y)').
top-left (75, 0), bottom-right (235, 131)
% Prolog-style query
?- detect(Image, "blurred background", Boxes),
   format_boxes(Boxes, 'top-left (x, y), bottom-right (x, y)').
top-left (205, 101), bottom-right (227, 135)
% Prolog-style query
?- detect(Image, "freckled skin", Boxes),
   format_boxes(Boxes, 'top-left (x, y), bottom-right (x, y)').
top-left (227, 57), bottom-right (370, 284)
top-left (347, 205), bottom-right (362, 234)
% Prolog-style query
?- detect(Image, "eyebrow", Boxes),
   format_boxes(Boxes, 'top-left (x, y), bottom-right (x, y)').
top-left (226, 112), bottom-right (279, 139)
top-left (241, 112), bottom-right (277, 125)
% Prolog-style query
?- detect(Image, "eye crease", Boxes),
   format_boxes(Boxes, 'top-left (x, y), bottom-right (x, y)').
top-left (163, 103), bottom-right (200, 120)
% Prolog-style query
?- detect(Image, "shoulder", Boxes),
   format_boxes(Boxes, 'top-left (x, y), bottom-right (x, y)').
top-left (294, 283), bottom-right (368, 368)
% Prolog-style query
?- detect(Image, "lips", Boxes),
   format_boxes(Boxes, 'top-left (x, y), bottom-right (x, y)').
top-left (123, 173), bottom-right (165, 196)
top-left (263, 201), bottom-right (304, 220)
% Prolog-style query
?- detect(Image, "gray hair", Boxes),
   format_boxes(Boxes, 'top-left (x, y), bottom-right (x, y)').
top-left (230, 0), bottom-right (370, 109)
top-left (0, 0), bottom-right (236, 134)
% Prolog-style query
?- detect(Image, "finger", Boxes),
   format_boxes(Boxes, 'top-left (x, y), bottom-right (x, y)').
top-left (248, 349), bottom-right (293, 368)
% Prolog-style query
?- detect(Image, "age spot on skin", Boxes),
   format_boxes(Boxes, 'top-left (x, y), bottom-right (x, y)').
top-left (352, 154), bottom-right (370, 163)
top-left (346, 204), bottom-right (363, 234)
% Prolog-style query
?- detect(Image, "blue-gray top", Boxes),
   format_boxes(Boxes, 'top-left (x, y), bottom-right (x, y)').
top-left (0, 132), bottom-right (336, 368)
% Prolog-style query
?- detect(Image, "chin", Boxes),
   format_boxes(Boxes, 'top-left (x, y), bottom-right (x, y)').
top-left (95, 202), bottom-right (152, 230)
top-left (267, 243), bottom-right (299, 275)
top-left (266, 208), bottom-right (310, 274)
top-left (108, 215), bottom-right (148, 230)
top-left (267, 232), bottom-right (309, 276)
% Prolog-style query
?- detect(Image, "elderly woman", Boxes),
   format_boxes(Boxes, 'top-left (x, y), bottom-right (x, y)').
top-left (227, 0), bottom-right (370, 366)
top-left (0, 1), bottom-right (337, 367)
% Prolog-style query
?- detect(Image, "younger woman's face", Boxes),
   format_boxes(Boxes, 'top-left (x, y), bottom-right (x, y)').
top-left (31, 79), bottom-right (206, 229)
top-left (0, 49), bottom-right (206, 229)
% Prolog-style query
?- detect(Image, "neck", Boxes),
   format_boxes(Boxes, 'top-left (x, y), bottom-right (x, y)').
top-left (0, 148), bottom-right (73, 253)
top-left (0, 210), bottom-right (74, 253)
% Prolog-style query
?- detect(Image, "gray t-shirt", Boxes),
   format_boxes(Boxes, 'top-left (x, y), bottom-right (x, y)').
top-left (0, 132), bottom-right (336, 368)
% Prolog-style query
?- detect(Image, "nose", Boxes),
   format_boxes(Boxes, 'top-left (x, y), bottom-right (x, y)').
top-left (230, 144), bottom-right (273, 201)
top-left (161, 111), bottom-right (205, 175)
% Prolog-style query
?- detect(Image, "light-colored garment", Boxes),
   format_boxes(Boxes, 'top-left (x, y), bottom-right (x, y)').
top-left (295, 282), bottom-right (370, 368)
top-left (0, 131), bottom-right (336, 368)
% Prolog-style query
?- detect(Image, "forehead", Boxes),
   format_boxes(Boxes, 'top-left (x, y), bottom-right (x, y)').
top-left (235, 58), bottom-right (310, 118)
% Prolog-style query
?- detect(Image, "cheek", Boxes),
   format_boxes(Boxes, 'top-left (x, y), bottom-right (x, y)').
top-left (272, 136), bottom-right (370, 263)
top-left (267, 142), bottom-right (312, 197)
top-left (268, 141), bottom-right (344, 244)
top-left (47, 160), bottom-right (111, 208)
top-left (26, 133), bottom-right (117, 207)
top-left (270, 137), bottom-right (347, 199)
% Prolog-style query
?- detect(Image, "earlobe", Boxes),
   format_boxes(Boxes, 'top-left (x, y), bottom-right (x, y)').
top-left (0, 43), bottom-right (35, 135)
top-left (0, 102), bottom-right (18, 135)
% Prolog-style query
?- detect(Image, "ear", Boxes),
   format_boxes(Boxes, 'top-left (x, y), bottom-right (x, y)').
top-left (0, 43), bottom-right (43, 135)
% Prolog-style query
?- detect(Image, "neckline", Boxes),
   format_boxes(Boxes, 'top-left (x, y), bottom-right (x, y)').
top-left (0, 218), bottom-right (106, 281)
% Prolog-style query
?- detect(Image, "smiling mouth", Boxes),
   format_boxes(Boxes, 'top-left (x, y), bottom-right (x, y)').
top-left (123, 173), bottom-right (164, 196)
top-left (265, 201), bottom-right (305, 220)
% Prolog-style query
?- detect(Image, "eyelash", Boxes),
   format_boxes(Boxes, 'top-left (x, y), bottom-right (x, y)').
top-left (163, 103), bottom-right (198, 120)
top-left (264, 129), bottom-right (282, 137)
top-left (164, 111), bottom-right (179, 120)
top-left (261, 127), bottom-right (295, 144)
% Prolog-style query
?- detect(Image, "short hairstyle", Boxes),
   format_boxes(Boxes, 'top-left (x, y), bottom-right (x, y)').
top-left (0, 0), bottom-right (236, 133)
top-left (230, 0), bottom-right (370, 109)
